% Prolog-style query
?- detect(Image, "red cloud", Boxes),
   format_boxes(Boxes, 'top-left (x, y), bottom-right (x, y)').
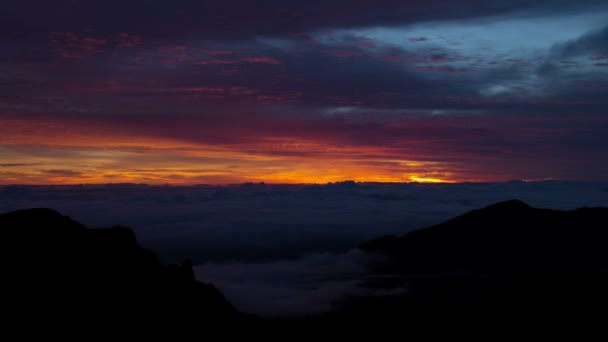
top-left (254, 92), bottom-right (302, 104)
top-left (140, 46), bottom-right (280, 66)
top-left (49, 32), bottom-right (108, 59)
top-left (149, 46), bottom-right (241, 65)
top-left (200, 49), bottom-right (234, 56)
top-left (159, 45), bottom-right (188, 52)
top-left (150, 45), bottom-right (203, 64)
top-left (242, 56), bottom-right (281, 64)
top-left (193, 59), bottom-right (237, 65)
top-left (116, 33), bottom-right (143, 48)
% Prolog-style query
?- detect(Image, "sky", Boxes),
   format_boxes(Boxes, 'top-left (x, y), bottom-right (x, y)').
top-left (2, 0), bottom-right (608, 184)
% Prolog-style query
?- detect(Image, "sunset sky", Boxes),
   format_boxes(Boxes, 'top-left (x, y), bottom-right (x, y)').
top-left (2, 0), bottom-right (608, 184)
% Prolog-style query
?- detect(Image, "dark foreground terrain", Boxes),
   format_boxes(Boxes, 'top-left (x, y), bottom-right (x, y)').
top-left (2, 200), bottom-right (608, 329)
top-left (350, 200), bottom-right (608, 322)
top-left (0, 208), bottom-right (245, 329)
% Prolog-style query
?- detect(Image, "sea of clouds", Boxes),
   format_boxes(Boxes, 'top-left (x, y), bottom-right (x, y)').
top-left (2, 181), bottom-right (608, 316)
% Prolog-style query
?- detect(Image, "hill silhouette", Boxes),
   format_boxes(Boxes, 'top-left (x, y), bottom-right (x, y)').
top-left (360, 199), bottom-right (608, 272)
top-left (0, 208), bottom-right (243, 329)
top-left (351, 200), bottom-right (608, 322)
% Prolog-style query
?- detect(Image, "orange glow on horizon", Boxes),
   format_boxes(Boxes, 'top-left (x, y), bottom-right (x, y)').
top-left (0, 116), bottom-right (466, 185)
top-left (407, 176), bottom-right (454, 183)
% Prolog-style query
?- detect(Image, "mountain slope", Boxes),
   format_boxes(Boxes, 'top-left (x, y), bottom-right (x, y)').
top-left (350, 200), bottom-right (608, 319)
top-left (361, 199), bottom-right (608, 273)
top-left (0, 208), bottom-right (240, 326)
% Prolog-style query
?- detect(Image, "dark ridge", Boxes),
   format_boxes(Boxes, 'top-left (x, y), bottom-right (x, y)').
top-left (481, 198), bottom-right (530, 210)
top-left (0, 208), bottom-right (246, 329)
top-left (360, 199), bottom-right (608, 272)
top-left (351, 200), bottom-right (608, 322)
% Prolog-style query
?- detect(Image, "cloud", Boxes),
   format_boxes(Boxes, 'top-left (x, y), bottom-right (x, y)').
top-left (0, 163), bottom-right (41, 167)
top-left (1, 182), bottom-right (607, 262)
top-left (409, 37), bottom-right (429, 43)
top-left (552, 26), bottom-right (608, 57)
top-left (3, 1), bottom-right (607, 43)
top-left (192, 59), bottom-right (237, 65)
top-left (116, 33), bottom-right (143, 49)
top-left (2, 101), bottom-right (608, 184)
top-left (48, 32), bottom-right (108, 59)
top-left (241, 56), bottom-right (281, 64)
top-left (41, 169), bottom-right (82, 177)
top-left (194, 251), bottom-right (378, 317)
top-left (2, 2), bottom-right (608, 185)
top-left (322, 50), bottom-right (363, 58)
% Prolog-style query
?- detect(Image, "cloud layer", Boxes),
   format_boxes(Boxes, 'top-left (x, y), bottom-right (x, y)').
top-left (2, 181), bottom-right (607, 315)
top-left (194, 251), bottom-right (377, 317)
top-left (2, 181), bottom-right (607, 263)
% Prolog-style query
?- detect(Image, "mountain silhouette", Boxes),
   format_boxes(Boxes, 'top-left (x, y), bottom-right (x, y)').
top-left (360, 199), bottom-right (608, 272)
top-left (0, 208), bottom-right (243, 329)
top-left (353, 200), bottom-right (608, 321)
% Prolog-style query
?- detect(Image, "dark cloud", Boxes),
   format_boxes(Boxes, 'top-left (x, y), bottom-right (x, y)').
top-left (2, 1), bottom-right (607, 43)
top-left (0, 163), bottom-right (41, 167)
top-left (409, 37), bottom-right (430, 43)
top-left (48, 32), bottom-right (108, 59)
top-left (41, 169), bottom-right (82, 177)
top-left (552, 26), bottom-right (608, 58)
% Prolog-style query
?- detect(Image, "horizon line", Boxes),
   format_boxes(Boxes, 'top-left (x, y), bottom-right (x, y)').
top-left (0, 179), bottom-right (592, 187)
